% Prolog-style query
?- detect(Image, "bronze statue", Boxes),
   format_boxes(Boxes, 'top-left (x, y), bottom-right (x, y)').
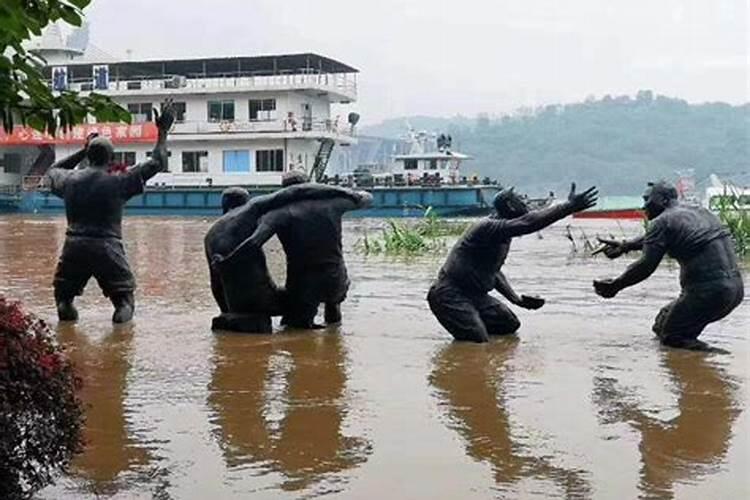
top-left (47, 100), bottom-right (174, 323)
top-left (428, 183), bottom-right (598, 342)
top-left (205, 181), bottom-right (370, 332)
top-left (594, 181), bottom-right (744, 351)
top-left (235, 172), bottom-right (373, 328)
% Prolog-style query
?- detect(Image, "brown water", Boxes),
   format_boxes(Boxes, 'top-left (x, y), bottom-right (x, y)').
top-left (0, 215), bottom-right (747, 499)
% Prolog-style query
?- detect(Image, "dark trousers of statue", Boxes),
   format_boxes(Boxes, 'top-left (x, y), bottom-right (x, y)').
top-left (53, 236), bottom-right (135, 307)
top-left (427, 278), bottom-right (520, 343)
top-left (209, 255), bottom-right (285, 334)
top-left (652, 272), bottom-right (744, 348)
top-left (283, 265), bottom-right (349, 327)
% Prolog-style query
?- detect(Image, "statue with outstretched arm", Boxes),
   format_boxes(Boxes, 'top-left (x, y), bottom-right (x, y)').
top-left (593, 181), bottom-right (744, 351)
top-left (205, 178), bottom-right (370, 332)
top-left (47, 99), bottom-right (174, 323)
top-left (428, 183), bottom-right (598, 342)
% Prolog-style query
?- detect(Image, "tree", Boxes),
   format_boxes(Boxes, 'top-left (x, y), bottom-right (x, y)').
top-left (0, 0), bottom-right (130, 134)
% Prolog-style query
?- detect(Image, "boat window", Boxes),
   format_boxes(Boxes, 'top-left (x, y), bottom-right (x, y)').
top-left (404, 159), bottom-right (418, 170)
top-left (112, 152), bottom-right (136, 167)
top-left (249, 99), bottom-right (276, 121)
top-left (256, 149), bottom-right (284, 172)
top-left (208, 100), bottom-right (235, 122)
top-left (223, 150), bottom-right (251, 173)
top-left (127, 102), bottom-right (153, 122)
top-left (429, 159), bottom-right (438, 170)
top-left (0, 153), bottom-right (21, 174)
top-left (182, 151), bottom-right (209, 173)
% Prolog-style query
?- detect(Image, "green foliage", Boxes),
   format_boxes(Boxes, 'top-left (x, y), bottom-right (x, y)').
top-left (362, 93), bottom-right (749, 196)
top-left (0, 295), bottom-right (84, 500)
top-left (713, 191), bottom-right (750, 258)
top-left (357, 208), bottom-right (468, 256)
top-left (0, 0), bottom-right (131, 133)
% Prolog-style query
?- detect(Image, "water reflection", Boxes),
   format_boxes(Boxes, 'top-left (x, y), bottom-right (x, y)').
top-left (430, 338), bottom-right (591, 498)
top-left (593, 351), bottom-right (739, 500)
top-left (208, 330), bottom-right (371, 495)
top-left (56, 323), bottom-right (151, 495)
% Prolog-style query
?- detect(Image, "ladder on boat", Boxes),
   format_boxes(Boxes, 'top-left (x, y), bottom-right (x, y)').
top-left (309, 138), bottom-right (335, 183)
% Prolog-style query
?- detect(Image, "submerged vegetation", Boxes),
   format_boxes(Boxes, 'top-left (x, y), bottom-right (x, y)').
top-left (357, 208), bottom-right (469, 256)
top-left (713, 193), bottom-right (750, 259)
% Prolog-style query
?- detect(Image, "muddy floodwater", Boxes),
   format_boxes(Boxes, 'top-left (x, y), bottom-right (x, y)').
top-left (0, 215), bottom-right (747, 499)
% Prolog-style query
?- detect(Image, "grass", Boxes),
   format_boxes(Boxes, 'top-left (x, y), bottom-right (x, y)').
top-left (357, 207), bottom-right (469, 256)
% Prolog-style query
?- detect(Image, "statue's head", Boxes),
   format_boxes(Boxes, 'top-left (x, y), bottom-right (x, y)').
top-left (281, 171), bottom-right (307, 187)
top-left (493, 187), bottom-right (529, 219)
top-left (86, 137), bottom-right (114, 166)
top-left (221, 187), bottom-right (251, 214)
top-left (642, 180), bottom-right (678, 220)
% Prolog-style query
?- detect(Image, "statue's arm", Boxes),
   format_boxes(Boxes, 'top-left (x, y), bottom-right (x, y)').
top-left (48, 147), bottom-right (87, 171)
top-left (504, 184), bottom-right (598, 237)
top-left (622, 235), bottom-right (645, 252)
top-left (609, 243), bottom-right (665, 291)
top-left (214, 211), bottom-right (284, 265)
top-left (494, 271), bottom-right (522, 305)
top-left (46, 146), bottom-right (86, 195)
top-left (494, 270), bottom-right (545, 309)
top-left (503, 203), bottom-right (575, 237)
top-left (331, 190), bottom-right (374, 213)
top-left (595, 235), bottom-right (645, 258)
top-left (130, 100), bottom-right (174, 182)
top-left (250, 184), bottom-right (362, 217)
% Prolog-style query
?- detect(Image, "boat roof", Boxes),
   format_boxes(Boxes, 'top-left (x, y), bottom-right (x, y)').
top-left (394, 152), bottom-right (471, 160)
top-left (42, 52), bottom-right (358, 80)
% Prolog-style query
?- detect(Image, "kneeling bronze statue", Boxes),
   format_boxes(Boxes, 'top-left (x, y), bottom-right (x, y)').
top-left (594, 181), bottom-right (744, 351)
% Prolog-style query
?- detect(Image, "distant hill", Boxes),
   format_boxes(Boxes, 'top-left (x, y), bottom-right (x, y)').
top-left (358, 92), bottom-right (749, 196)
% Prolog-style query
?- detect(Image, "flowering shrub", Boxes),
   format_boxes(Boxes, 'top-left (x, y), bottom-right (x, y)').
top-left (0, 295), bottom-right (84, 500)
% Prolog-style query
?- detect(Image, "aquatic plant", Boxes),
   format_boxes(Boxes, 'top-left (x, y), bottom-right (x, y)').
top-left (0, 296), bottom-right (84, 500)
top-left (357, 208), bottom-right (468, 256)
top-left (712, 189), bottom-right (750, 258)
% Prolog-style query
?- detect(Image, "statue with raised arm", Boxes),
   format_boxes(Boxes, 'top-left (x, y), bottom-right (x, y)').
top-left (205, 178), bottom-right (371, 332)
top-left (47, 99), bottom-right (175, 323)
top-left (593, 181), bottom-right (744, 351)
top-left (428, 183), bottom-right (598, 342)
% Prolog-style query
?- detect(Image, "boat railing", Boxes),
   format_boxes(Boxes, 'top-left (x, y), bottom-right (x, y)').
top-left (170, 118), bottom-right (355, 137)
top-left (66, 71), bottom-right (357, 99)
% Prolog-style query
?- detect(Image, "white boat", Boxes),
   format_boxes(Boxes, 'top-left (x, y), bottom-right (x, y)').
top-left (0, 22), bottom-right (359, 197)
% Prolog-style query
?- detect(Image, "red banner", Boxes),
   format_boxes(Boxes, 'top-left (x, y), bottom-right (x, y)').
top-left (0, 123), bottom-right (158, 146)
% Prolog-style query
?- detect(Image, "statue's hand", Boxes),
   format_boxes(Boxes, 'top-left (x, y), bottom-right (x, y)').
top-left (567, 182), bottom-right (598, 213)
top-left (594, 237), bottom-right (627, 259)
top-left (518, 294), bottom-right (545, 310)
top-left (593, 279), bottom-right (619, 298)
top-left (356, 190), bottom-right (374, 207)
top-left (154, 98), bottom-right (176, 133)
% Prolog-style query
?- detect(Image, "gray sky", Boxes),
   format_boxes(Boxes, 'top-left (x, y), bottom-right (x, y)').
top-left (85, 0), bottom-right (748, 124)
